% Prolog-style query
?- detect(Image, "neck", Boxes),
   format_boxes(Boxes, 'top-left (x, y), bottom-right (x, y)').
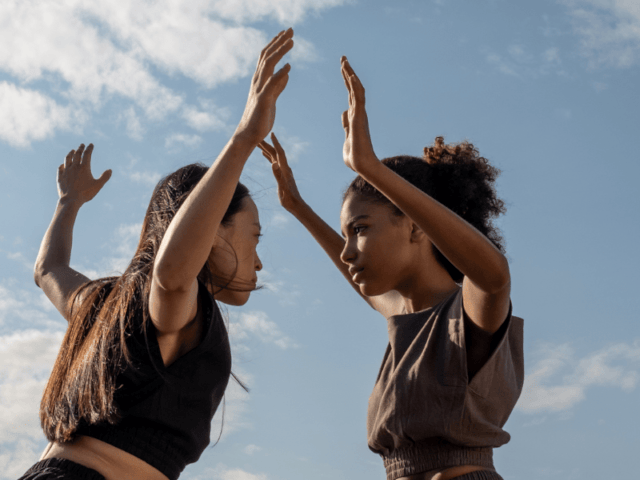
top-left (395, 258), bottom-right (459, 314)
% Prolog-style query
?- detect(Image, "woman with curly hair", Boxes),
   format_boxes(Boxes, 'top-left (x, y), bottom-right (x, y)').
top-left (21, 28), bottom-right (294, 480)
top-left (259, 56), bottom-right (523, 480)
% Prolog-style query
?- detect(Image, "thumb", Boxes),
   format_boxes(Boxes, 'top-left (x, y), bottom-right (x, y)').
top-left (341, 111), bottom-right (349, 133)
top-left (98, 169), bottom-right (112, 188)
top-left (264, 63), bottom-right (291, 99)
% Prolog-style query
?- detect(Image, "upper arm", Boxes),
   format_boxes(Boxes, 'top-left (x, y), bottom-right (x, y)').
top-left (149, 276), bottom-right (199, 334)
top-left (36, 266), bottom-right (91, 322)
top-left (462, 276), bottom-right (511, 334)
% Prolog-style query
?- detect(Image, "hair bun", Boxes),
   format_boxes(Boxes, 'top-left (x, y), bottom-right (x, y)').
top-left (423, 136), bottom-right (446, 164)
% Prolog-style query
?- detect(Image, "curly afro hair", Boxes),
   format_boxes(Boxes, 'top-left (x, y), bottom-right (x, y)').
top-left (343, 136), bottom-right (506, 283)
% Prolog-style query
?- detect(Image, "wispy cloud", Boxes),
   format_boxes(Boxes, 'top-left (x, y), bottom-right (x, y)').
top-left (518, 340), bottom-right (640, 414)
top-left (243, 444), bottom-right (262, 455)
top-left (229, 310), bottom-right (299, 351)
top-left (165, 133), bottom-right (203, 151)
top-left (561, 0), bottom-right (640, 68)
top-left (257, 269), bottom-right (301, 306)
top-left (119, 107), bottom-right (145, 141)
top-left (0, 82), bottom-right (83, 148)
top-left (0, 329), bottom-right (65, 479)
top-left (186, 464), bottom-right (269, 480)
top-left (182, 100), bottom-right (230, 132)
top-left (485, 43), bottom-right (567, 78)
top-left (0, 282), bottom-right (62, 329)
top-left (0, 0), bottom-right (348, 147)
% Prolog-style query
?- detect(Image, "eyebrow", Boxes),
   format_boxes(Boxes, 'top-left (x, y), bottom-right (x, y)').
top-left (340, 215), bottom-right (370, 238)
top-left (254, 222), bottom-right (262, 232)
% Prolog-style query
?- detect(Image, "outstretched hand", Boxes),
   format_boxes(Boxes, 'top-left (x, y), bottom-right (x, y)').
top-left (340, 56), bottom-right (380, 173)
top-left (258, 133), bottom-right (304, 212)
top-left (57, 144), bottom-right (111, 204)
top-left (236, 29), bottom-right (294, 144)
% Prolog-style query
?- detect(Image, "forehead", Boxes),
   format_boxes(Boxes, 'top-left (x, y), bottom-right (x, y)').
top-left (232, 197), bottom-right (260, 228)
top-left (340, 195), bottom-right (393, 226)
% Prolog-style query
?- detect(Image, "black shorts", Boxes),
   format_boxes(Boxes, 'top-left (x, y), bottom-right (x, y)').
top-left (17, 458), bottom-right (105, 480)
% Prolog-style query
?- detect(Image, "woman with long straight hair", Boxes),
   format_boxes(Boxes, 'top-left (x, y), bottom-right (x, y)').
top-left (259, 56), bottom-right (523, 480)
top-left (20, 28), bottom-right (295, 480)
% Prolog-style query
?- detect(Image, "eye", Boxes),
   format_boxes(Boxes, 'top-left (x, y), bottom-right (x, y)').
top-left (353, 225), bottom-right (366, 234)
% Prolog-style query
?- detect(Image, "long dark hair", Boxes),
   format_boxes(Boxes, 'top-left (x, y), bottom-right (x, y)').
top-left (40, 163), bottom-right (251, 443)
top-left (344, 137), bottom-right (506, 283)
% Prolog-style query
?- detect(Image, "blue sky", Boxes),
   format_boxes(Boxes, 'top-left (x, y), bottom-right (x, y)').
top-left (1, 0), bottom-right (639, 479)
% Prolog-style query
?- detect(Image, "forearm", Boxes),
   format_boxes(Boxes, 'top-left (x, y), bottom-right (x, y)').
top-left (154, 133), bottom-right (257, 291)
top-left (288, 201), bottom-right (373, 304)
top-left (359, 161), bottom-right (510, 293)
top-left (34, 199), bottom-right (82, 283)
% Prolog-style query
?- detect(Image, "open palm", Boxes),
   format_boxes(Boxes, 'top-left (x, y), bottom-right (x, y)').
top-left (57, 144), bottom-right (112, 204)
top-left (258, 133), bottom-right (303, 212)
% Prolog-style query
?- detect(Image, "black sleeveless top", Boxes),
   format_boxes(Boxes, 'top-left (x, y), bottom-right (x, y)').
top-left (76, 280), bottom-right (232, 480)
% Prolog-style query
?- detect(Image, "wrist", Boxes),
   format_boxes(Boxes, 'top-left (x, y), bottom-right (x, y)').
top-left (231, 127), bottom-right (261, 148)
top-left (58, 196), bottom-right (84, 209)
top-left (286, 197), bottom-right (308, 216)
top-left (354, 154), bottom-right (384, 178)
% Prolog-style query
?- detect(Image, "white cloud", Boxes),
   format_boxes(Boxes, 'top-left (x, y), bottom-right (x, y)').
top-left (182, 100), bottom-right (230, 132)
top-left (289, 36), bottom-right (321, 64)
top-left (0, 0), bottom-right (348, 147)
top-left (0, 438), bottom-right (43, 480)
top-left (188, 465), bottom-right (269, 480)
top-left (0, 82), bottom-right (81, 148)
top-left (165, 133), bottom-right (203, 150)
top-left (562, 0), bottom-right (640, 68)
top-left (243, 444), bottom-right (262, 455)
top-left (210, 0), bottom-right (348, 24)
top-left (270, 212), bottom-right (290, 227)
top-left (0, 329), bottom-right (65, 480)
top-left (230, 310), bottom-right (299, 350)
top-left (119, 107), bottom-right (145, 140)
top-left (6, 251), bottom-right (33, 271)
top-left (518, 340), bottom-right (640, 414)
top-left (256, 269), bottom-right (301, 306)
top-left (486, 43), bottom-right (565, 78)
top-left (0, 282), bottom-right (63, 328)
top-left (129, 171), bottom-right (162, 186)
top-left (216, 468), bottom-right (268, 480)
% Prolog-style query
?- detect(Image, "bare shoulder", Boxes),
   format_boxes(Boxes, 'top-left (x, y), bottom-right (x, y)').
top-left (462, 276), bottom-right (511, 334)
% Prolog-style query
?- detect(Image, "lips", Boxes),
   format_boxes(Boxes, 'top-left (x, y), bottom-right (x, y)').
top-left (349, 267), bottom-right (364, 282)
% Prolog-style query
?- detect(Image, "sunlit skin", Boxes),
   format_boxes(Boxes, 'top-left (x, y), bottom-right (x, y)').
top-left (34, 28), bottom-right (294, 480)
top-left (260, 54), bottom-right (509, 480)
top-left (209, 197), bottom-right (263, 306)
top-left (340, 195), bottom-right (459, 312)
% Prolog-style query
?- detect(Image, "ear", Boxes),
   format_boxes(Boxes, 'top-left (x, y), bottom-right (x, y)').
top-left (409, 222), bottom-right (427, 243)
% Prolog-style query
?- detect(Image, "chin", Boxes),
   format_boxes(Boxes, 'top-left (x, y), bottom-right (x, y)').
top-left (358, 281), bottom-right (390, 298)
top-left (217, 290), bottom-right (251, 306)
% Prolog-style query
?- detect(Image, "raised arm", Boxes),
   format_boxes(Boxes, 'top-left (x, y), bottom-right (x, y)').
top-left (34, 144), bottom-right (112, 322)
top-left (150, 29), bottom-right (294, 334)
top-left (339, 57), bottom-right (510, 332)
top-left (258, 133), bottom-right (397, 315)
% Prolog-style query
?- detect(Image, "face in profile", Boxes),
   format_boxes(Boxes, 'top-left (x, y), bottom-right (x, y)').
top-left (340, 195), bottom-right (419, 297)
top-left (209, 197), bottom-right (263, 305)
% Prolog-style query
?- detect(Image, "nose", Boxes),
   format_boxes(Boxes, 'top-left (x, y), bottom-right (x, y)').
top-left (255, 253), bottom-right (263, 272)
top-left (340, 238), bottom-right (357, 265)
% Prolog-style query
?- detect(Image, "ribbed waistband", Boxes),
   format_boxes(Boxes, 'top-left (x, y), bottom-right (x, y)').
top-left (382, 439), bottom-right (495, 480)
top-left (20, 458), bottom-right (106, 480)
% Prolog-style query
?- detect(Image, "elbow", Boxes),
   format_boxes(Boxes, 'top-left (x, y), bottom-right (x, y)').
top-left (152, 261), bottom-right (191, 293)
top-left (33, 263), bottom-right (45, 288)
top-left (486, 258), bottom-right (511, 294)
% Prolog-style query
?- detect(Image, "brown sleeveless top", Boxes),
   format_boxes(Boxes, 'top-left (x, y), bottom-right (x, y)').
top-left (367, 288), bottom-right (524, 480)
